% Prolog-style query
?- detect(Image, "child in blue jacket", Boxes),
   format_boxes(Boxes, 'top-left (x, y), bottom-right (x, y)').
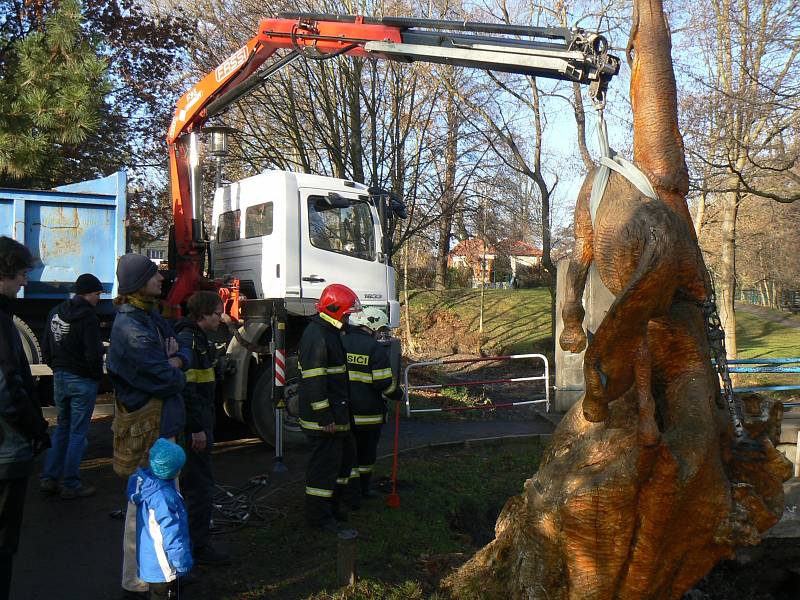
top-left (127, 438), bottom-right (193, 599)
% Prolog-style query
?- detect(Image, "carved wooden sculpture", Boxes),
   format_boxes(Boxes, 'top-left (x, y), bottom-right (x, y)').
top-left (446, 1), bottom-right (792, 598)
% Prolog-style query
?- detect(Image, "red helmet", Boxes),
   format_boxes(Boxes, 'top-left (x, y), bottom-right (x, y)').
top-left (316, 283), bottom-right (362, 324)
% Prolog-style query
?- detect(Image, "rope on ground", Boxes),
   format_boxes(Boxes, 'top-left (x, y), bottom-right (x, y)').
top-left (210, 473), bottom-right (286, 535)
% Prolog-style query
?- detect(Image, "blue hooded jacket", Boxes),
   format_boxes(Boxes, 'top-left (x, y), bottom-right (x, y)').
top-left (127, 467), bottom-right (193, 583)
top-left (107, 303), bottom-right (189, 438)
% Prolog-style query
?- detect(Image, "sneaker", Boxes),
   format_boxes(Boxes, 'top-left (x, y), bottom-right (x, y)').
top-left (193, 544), bottom-right (231, 566)
top-left (39, 478), bottom-right (59, 495)
top-left (60, 483), bottom-right (96, 499)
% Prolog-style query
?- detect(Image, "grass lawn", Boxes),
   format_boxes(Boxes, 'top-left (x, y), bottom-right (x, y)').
top-left (404, 289), bottom-right (800, 403)
top-left (733, 310), bottom-right (800, 393)
top-left (405, 288), bottom-right (800, 359)
top-left (736, 310), bottom-right (800, 358)
top-left (198, 438), bottom-right (546, 600)
top-left (403, 288), bottom-right (552, 356)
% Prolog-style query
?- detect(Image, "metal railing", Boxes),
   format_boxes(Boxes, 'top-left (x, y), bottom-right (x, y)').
top-left (729, 358), bottom-right (800, 408)
top-left (403, 353), bottom-right (549, 417)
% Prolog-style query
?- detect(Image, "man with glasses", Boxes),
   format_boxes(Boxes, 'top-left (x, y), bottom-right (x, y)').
top-left (174, 291), bottom-right (230, 566)
top-left (0, 237), bottom-right (50, 600)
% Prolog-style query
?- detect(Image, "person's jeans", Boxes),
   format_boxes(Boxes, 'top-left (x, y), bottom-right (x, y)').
top-left (41, 372), bottom-right (98, 489)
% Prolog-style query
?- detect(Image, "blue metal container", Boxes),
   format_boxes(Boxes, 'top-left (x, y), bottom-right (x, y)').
top-left (0, 171), bottom-right (127, 300)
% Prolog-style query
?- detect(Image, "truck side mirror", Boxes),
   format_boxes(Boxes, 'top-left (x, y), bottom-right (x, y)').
top-left (391, 198), bottom-right (407, 219)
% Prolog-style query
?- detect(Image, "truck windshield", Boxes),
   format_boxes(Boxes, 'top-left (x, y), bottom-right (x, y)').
top-left (308, 196), bottom-right (376, 261)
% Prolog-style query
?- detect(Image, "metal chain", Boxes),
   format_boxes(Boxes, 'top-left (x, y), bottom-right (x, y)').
top-left (702, 286), bottom-right (747, 440)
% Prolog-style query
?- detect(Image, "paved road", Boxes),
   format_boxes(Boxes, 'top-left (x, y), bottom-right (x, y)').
top-left (10, 409), bottom-right (555, 600)
top-left (736, 302), bottom-right (800, 330)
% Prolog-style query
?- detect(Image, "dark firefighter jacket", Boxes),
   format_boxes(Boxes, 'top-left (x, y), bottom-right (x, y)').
top-left (42, 296), bottom-right (105, 381)
top-left (0, 295), bottom-right (48, 478)
top-left (174, 319), bottom-right (217, 444)
top-left (342, 328), bottom-right (395, 429)
top-left (298, 314), bottom-right (350, 436)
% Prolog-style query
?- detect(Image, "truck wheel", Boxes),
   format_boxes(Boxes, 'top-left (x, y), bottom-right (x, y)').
top-left (14, 316), bottom-right (42, 364)
top-left (249, 355), bottom-right (307, 448)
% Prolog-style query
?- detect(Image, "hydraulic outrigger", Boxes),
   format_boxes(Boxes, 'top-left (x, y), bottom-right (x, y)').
top-left (166, 12), bottom-right (620, 309)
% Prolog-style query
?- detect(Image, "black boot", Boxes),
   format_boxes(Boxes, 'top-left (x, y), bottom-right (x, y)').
top-left (332, 495), bottom-right (349, 522)
top-left (193, 544), bottom-right (231, 566)
top-left (360, 472), bottom-right (378, 498)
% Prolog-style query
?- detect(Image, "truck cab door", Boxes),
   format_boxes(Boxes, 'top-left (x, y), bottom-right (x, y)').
top-left (299, 189), bottom-right (389, 309)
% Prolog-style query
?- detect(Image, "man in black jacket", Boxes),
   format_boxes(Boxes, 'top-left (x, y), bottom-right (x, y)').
top-left (0, 236), bottom-right (50, 600)
top-left (39, 273), bottom-right (105, 499)
top-left (175, 291), bottom-right (230, 566)
top-left (298, 283), bottom-right (362, 530)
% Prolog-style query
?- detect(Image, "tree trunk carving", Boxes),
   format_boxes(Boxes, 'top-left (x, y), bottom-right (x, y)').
top-left (445, 1), bottom-right (792, 598)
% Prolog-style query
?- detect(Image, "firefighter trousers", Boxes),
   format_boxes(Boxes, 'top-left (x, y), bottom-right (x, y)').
top-left (354, 427), bottom-right (382, 496)
top-left (305, 435), bottom-right (352, 526)
top-left (180, 446), bottom-right (214, 549)
top-left (338, 434), bottom-right (360, 511)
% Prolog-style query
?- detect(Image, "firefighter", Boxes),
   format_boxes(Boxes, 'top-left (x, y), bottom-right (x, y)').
top-left (343, 307), bottom-right (397, 499)
top-left (298, 283), bottom-right (362, 530)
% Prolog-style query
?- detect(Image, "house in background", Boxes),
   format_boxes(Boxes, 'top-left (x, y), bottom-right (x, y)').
top-left (130, 238), bottom-right (169, 266)
top-left (448, 238), bottom-right (542, 287)
top-left (498, 239), bottom-right (542, 276)
top-left (448, 238), bottom-right (496, 285)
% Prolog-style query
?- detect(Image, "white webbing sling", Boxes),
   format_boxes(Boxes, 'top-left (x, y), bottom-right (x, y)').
top-left (589, 112), bottom-right (658, 226)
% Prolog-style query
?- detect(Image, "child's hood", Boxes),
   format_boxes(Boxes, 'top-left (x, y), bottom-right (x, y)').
top-left (127, 467), bottom-right (177, 505)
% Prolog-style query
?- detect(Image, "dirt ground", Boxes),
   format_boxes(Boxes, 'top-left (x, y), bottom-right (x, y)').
top-left (10, 409), bottom-right (555, 600)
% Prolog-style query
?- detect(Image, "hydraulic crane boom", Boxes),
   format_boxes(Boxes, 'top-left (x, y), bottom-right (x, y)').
top-left (166, 13), bottom-right (620, 309)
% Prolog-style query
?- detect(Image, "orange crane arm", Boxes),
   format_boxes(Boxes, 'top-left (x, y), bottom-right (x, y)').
top-left (165, 14), bottom-right (619, 310)
top-left (165, 17), bottom-right (404, 309)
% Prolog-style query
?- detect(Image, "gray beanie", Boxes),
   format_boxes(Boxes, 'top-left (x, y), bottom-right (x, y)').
top-left (117, 253), bottom-right (158, 295)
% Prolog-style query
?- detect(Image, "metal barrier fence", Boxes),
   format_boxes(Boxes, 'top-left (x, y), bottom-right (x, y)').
top-left (729, 358), bottom-right (800, 408)
top-left (403, 353), bottom-right (550, 417)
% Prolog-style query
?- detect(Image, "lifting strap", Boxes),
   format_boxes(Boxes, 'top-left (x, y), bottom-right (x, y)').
top-left (590, 110), bottom-right (658, 226)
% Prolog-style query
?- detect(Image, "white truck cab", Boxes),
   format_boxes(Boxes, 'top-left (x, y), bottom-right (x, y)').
top-left (211, 170), bottom-right (400, 326)
top-left (209, 170), bottom-right (404, 446)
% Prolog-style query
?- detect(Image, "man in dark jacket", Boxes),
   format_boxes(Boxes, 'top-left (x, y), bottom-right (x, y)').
top-left (342, 306), bottom-right (397, 499)
top-left (0, 236), bottom-right (50, 600)
top-left (299, 283), bottom-right (362, 530)
top-left (174, 291), bottom-right (230, 566)
top-left (107, 253), bottom-right (190, 599)
top-left (39, 273), bottom-right (105, 499)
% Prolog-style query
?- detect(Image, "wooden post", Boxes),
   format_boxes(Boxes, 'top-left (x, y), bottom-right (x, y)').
top-left (795, 431), bottom-right (799, 479)
top-left (337, 528), bottom-right (358, 587)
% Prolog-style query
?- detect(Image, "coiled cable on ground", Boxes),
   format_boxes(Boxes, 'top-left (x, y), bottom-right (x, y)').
top-left (210, 473), bottom-right (286, 535)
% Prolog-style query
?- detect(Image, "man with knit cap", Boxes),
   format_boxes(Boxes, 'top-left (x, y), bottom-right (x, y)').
top-left (108, 253), bottom-right (189, 599)
top-left (39, 272), bottom-right (106, 499)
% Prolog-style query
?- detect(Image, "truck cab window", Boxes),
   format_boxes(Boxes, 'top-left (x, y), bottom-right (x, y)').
top-left (217, 209), bottom-right (241, 242)
top-left (308, 196), bottom-right (375, 261)
top-left (245, 202), bottom-right (273, 238)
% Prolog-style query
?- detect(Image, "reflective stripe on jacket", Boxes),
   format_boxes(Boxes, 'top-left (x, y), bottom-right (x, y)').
top-left (342, 328), bottom-right (394, 429)
top-left (174, 319), bottom-right (217, 441)
top-left (298, 315), bottom-right (350, 436)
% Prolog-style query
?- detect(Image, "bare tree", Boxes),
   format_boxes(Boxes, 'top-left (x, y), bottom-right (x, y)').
top-left (680, 0), bottom-right (800, 356)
